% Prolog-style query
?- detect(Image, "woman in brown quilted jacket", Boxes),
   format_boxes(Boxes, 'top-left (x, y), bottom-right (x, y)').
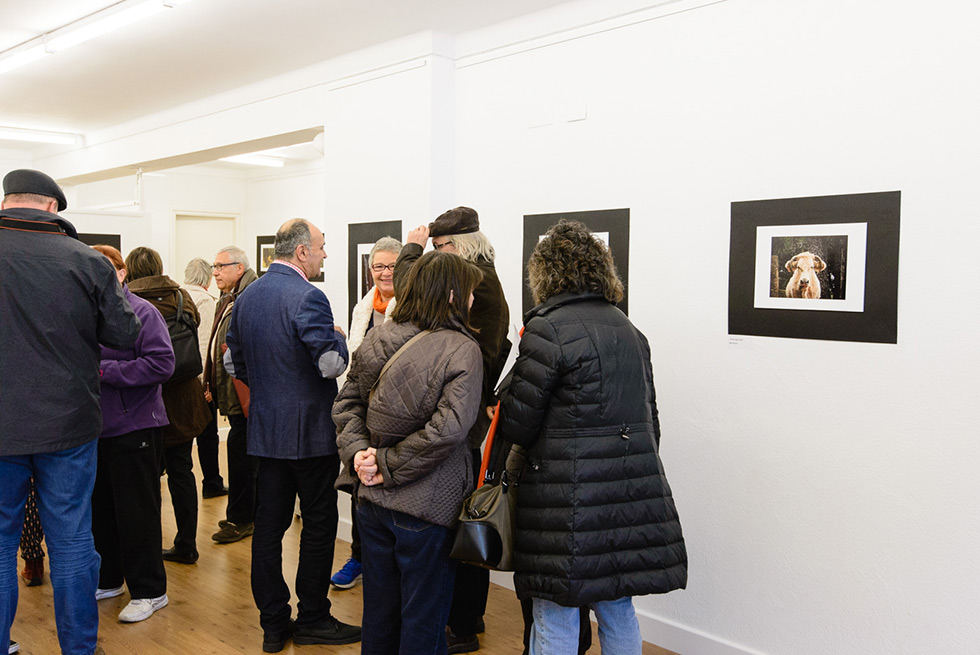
top-left (333, 251), bottom-right (484, 655)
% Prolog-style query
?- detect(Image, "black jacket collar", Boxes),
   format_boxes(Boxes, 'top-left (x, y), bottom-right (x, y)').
top-left (0, 206), bottom-right (79, 239)
top-left (522, 292), bottom-right (609, 324)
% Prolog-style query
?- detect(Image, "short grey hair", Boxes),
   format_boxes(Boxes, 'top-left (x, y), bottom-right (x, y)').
top-left (274, 219), bottom-right (312, 258)
top-left (183, 257), bottom-right (212, 286)
top-left (217, 245), bottom-right (249, 270)
top-left (449, 230), bottom-right (495, 264)
top-left (369, 236), bottom-right (402, 266)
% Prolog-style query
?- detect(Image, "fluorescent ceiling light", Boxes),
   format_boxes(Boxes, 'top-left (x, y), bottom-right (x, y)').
top-left (219, 154), bottom-right (285, 168)
top-left (0, 126), bottom-right (79, 145)
top-left (0, 45), bottom-right (48, 75)
top-left (46, 1), bottom-right (168, 52)
top-left (0, 0), bottom-right (198, 74)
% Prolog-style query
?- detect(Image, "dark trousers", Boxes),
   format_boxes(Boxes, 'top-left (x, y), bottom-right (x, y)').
top-left (196, 400), bottom-right (223, 490)
top-left (358, 501), bottom-right (456, 655)
top-left (251, 455), bottom-right (340, 634)
top-left (161, 439), bottom-right (198, 555)
top-left (448, 448), bottom-right (489, 636)
top-left (91, 428), bottom-right (167, 599)
top-left (225, 413), bottom-right (255, 526)
top-left (349, 495), bottom-right (361, 561)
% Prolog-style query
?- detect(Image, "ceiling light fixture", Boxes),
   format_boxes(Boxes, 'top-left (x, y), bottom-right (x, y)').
top-left (0, 0), bottom-right (197, 75)
top-left (0, 45), bottom-right (47, 75)
top-left (219, 154), bottom-right (286, 168)
top-left (0, 126), bottom-right (79, 145)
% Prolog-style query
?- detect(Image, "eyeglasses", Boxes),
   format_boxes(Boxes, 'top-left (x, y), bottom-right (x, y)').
top-left (371, 263), bottom-right (395, 273)
top-left (433, 241), bottom-right (454, 251)
top-left (212, 262), bottom-right (240, 271)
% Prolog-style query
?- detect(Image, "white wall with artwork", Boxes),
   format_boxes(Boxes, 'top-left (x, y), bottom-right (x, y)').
top-left (20, 1), bottom-right (980, 653)
top-left (449, 2), bottom-right (980, 654)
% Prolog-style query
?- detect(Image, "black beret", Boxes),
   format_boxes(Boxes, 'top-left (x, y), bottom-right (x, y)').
top-left (3, 169), bottom-right (67, 212)
top-left (429, 206), bottom-right (479, 238)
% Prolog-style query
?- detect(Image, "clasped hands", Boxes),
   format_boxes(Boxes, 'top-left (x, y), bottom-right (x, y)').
top-left (353, 447), bottom-right (384, 486)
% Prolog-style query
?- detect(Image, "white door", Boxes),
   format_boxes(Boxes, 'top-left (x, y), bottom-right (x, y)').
top-left (174, 214), bottom-right (236, 293)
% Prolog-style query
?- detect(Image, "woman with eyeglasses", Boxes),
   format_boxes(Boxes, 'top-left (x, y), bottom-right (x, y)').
top-left (329, 236), bottom-right (402, 591)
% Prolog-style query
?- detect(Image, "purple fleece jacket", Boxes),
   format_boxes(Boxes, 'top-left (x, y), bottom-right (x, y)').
top-left (98, 287), bottom-right (175, 438)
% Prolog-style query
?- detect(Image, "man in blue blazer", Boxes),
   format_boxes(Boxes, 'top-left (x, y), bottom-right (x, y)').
top-left (225, 219), bottom-right (360, 652)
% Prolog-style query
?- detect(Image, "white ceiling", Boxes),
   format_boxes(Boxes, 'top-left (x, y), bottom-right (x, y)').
top-left (0, 0), bottom-right (572, 146)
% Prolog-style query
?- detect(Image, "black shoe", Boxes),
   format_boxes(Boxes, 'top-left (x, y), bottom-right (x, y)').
top-left (211, 521), bottom-right (254, 543)
top-left (293, 616), bottom-right (361, 645)
top-left (162, 547), bottom-right (199, 564)
top-left (446, 627), bottom-right (480, 654)
top-left (202, 484), bottom-right (228, 499)
top-left (263, 619), bottom-right (295, 653)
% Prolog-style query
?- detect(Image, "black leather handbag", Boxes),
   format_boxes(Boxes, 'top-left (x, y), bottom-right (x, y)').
top-left (449, 407), bottom-right (520, 571)
top-left (449, 467), bottom-right (516, 571)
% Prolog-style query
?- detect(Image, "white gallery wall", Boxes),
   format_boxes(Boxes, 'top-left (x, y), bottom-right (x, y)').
top-left (28, 1), bottom-right (980, 653)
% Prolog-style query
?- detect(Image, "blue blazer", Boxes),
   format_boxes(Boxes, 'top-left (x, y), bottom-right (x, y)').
top-left (225, 263), bottom-right (348, 459)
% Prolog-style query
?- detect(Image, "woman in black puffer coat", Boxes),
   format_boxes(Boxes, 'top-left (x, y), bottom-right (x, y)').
top-left (497, 220), bottom-right (687, 655)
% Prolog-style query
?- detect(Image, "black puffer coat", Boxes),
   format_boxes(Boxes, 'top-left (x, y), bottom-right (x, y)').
top-left (497, 292), bottom-right (687, 607)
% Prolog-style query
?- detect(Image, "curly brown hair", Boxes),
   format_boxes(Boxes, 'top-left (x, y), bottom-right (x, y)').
top-left (527, 219), bottom-right (624, 305)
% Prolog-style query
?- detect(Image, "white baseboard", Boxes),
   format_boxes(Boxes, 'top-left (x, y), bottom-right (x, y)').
top-left (636, 609), bottom-right (766, 655)
top-left (331, 522), bottom-right (762, 655)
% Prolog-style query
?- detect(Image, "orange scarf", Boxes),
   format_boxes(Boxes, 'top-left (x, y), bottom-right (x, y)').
top-left (373, 287), bottom-right (392, 314)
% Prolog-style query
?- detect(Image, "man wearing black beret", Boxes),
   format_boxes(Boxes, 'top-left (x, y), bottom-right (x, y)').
top-left (0, 169), bottom-right (142, 655)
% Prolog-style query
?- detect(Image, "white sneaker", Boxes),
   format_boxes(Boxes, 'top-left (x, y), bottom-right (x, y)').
top-left (118, 594), bottom-right (168, 623)
top-left (95, 585), bottom-right (125, 600)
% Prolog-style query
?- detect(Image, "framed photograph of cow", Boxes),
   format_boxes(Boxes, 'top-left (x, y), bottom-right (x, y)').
top-left (728, 191), bottom-right (900, 344)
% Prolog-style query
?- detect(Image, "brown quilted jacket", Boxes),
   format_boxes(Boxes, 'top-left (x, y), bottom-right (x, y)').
top-left (332, 320), bottom-right (483, 527)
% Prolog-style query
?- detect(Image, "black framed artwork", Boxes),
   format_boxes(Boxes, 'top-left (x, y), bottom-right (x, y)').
top-left (78, 233), bottom-right (121, 251)
top-left (522, 209), bottom-right (630, 316)
top-left (255, 236), bottom-right (275, 277)
top-left (348, 220), bottom-right (402, 323)
top-left (728, 191), bottom-right (901, 344)
top-left (257, 234), bottom-right (324, 282)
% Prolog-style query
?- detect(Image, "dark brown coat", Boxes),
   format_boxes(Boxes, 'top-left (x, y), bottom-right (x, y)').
top-left (332, 321), bottom-right (483, 527)
top-left (128, 275), bottom-right (211, 447)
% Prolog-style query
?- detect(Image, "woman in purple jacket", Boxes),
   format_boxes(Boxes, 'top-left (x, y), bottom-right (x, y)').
top-left (90, 245), bottom-right (174, 624)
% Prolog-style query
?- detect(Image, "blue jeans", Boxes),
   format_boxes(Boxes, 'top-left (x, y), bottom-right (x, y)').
top-left (530, 596), bottom-right (642, 655)
top-left (357, 501), bottom-right (456, 655)
top-left (1, 441), bottom-right (101, 655)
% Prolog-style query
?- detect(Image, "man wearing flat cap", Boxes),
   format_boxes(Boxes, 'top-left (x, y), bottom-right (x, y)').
top-left (0, 169), bottom-right (141, 654)
top-left (393, 206), bottom-right (510, 653)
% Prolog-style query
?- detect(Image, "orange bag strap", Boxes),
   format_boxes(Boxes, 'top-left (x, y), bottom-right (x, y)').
top-left (477, 402), bottom-right (501, 488)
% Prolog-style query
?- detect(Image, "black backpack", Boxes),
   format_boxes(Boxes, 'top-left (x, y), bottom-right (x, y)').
top-left (165, 291), bottom-right (204, 384)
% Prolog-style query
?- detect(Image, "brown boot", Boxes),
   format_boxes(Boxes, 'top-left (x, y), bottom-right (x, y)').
top-left (20, 558), bottom-right (43, 586)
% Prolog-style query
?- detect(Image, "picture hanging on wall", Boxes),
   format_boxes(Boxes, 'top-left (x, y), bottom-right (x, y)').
top-left (728, 191), bottom-right (900, 344)
top-left (78, 233), bottom-right (121, 251)
top-left (257, 234), bottom-right (324, 282)
top-left (256, 236), bottom-right (275, 276)
top-left (348, 220), bottom-right (403, 324)
top-left (522, 209), bottom-right (630, 316)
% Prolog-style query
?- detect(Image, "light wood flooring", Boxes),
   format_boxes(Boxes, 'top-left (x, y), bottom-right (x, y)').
top-left (10, 444), bottom-right (677, 654)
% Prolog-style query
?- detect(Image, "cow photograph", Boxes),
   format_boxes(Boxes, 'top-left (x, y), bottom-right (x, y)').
top-left (768, 234), bottom-right (848, 300)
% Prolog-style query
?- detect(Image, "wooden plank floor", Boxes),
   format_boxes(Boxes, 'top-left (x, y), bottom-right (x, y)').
top-left (10, 443), bottom-right (677, 654)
